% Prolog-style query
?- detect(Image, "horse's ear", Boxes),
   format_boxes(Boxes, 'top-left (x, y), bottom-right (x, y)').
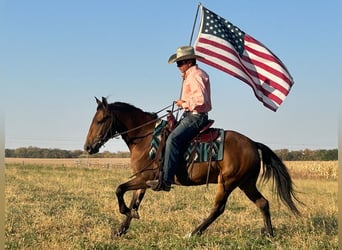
top-left (95, 97), bottom-right (101, 105)
top-left (102, 96), bottom-right (108, 109)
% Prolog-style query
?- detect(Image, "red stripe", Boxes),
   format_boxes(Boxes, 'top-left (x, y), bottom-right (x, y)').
top-left (244, 35), bottom-right (281, 63)
top-left (197, 50), bottom-right (283, 106)
top-left (195, 42), bottom-right (257, 91)
top-left (243, 49), bottom-right (293, 89)
top-left (244, 35), bottom-right (293, 87)
top-left (195, 34), bottom-right (290, 109)
top-left (196, 37), bottom-right (256, 83)
top-left (198, 58), bottom-right (252, 86)
top-left (242, 51), bottom-right (292, 84)
top-left (196, 46), bottom-right (283, 105)
top-left (197, 36), bottom-right (289, 98)
top-left (242, 57), bottom-right (291, 95)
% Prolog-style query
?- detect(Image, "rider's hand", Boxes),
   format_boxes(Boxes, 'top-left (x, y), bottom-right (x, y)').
top-left (175, 100), bottom-right (185, 108)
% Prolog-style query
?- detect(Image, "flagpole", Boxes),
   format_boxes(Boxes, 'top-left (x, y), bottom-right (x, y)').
top-left (189, 2), bottom-right (202, 45)
top-left (176, 3), bottom-right (202, 120)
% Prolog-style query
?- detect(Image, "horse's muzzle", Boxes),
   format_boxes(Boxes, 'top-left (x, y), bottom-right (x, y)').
top-left (84, 143), bottom-right (101, 154)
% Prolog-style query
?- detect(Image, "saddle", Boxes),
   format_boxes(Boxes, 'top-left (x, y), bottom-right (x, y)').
top-left (167, 112), bottom-right (218, 143)
top-left (149, 112), bottom-right (224, 163)
top-left (149, 113), bottom-right (224, 185)
top-left (193, 120), bottom-right (218, 143)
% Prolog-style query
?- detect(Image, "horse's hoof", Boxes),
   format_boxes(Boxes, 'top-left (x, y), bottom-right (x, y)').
top-left (261, 227), bottom-right (274, 237)
top-left (131, 209), bottom-right (140, 219)
top-left (112, 227), bottom-right (126, 238)
top-left (114, 230), bottom-right (124, 238)
top-left (184, 232), bottom-right (192, 238)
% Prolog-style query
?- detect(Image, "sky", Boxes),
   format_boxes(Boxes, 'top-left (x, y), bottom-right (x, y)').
top-left (1, 1), bottom-right (341, 153)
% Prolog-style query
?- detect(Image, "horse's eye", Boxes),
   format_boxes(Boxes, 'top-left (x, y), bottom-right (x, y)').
top-left (97, 116), bottom-right (110, 125)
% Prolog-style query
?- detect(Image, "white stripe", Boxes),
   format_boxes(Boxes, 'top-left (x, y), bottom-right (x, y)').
top-left (196, 36), bottom-right (255, 82)
top-left (245, 40), bottom-right (293, 81)
top-left (244, 48), bottom-right (292, 89)
top-left (262, 96), bottom-right (279, 110)
top-left (196, 46), bottom-right (253, 87)
top-left (197, 34), bottom-right (291, 92)
top-left (195, 35), bottom-right (283, 108)
top-left (260, 82), bottom-right (287, 101)
top-left (241, 56), bottom-right (291, 93)
top-left (196, 46), bottom-right (285, 104)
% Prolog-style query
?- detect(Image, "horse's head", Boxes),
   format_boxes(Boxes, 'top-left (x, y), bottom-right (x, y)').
top-left (84, 97), bottom-right (115, 154)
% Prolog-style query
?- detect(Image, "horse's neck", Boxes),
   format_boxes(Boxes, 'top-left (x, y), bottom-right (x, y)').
top-left (118, 113), bottom-right (155, 151)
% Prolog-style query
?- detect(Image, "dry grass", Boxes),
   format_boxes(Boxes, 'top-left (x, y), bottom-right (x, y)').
top-left (5, 157), bottom-right (130, 169)
top-left (5, 160), bottom-right (338, 249)
top-left (286, 161), bottom-right (338, 180)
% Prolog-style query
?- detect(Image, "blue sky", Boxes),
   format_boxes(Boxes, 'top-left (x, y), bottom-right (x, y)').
top-left (1, 1), bottom-right (341, 152)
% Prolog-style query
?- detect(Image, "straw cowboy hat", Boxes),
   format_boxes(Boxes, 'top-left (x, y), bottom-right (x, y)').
top-left (168, 46), bottom-right (204, 64)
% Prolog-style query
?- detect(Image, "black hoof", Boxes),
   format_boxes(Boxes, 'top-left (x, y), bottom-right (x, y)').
top-left (261, 227), bottom-right (274, 237)
top-left (131, 209), bottom-right (140, 219)
top-left (113, 227), bottom-right (127, 238)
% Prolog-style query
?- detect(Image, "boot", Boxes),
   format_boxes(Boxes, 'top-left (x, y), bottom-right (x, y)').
top-left (146, 179), bottom-right (171, 192)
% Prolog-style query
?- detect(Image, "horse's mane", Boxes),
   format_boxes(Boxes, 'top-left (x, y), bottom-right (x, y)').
top-left (110, 102), bottom-right (157, 119)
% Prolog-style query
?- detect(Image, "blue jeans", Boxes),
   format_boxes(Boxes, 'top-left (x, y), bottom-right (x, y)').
top-left (163, 112), bottom-right (208, 184)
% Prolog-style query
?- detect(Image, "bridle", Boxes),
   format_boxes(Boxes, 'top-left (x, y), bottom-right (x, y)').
top-left (98, 103), bottom-right (180, 147)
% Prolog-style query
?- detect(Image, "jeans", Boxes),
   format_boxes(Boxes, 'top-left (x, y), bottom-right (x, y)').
top-left (163, 112), bottom-right (208, 184)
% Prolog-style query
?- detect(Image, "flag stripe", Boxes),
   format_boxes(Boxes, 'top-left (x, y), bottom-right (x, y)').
top-left (196, 37), bottom-right (286, 104)
top-left (197, 47), bottom-right (254, 89)
top-left (196, 40), bottom-right (251, 82)
top-left (244, 36), bottom-right (293, 91)
top-left (196, 50), bottom-right (284, 109)
top-left (194, 6), bottom-right (294, 111)
top-left (196, 37), bottom-right (255, 86)
top-left (244, 35), bottom-right (293, 82)
top-left (196, 34), bottom-right (285, 107)
top-left (241, 53), bottom-right (290, 95)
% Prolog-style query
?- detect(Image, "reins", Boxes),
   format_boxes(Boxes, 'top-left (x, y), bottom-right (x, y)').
top-left (117, 103), bottom-right (180, 179)
top-left (110, 103), bottom-right (180, 139)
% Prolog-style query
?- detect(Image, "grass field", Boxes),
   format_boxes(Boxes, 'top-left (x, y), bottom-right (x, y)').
top-left (5, 159), bottom-right (338, 249)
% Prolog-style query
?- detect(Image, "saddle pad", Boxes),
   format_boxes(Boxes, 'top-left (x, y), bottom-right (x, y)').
top-left (149, 119), bottom-right (224, 163)
top-left (184, 129), bottom-right (224, 162)
top-left (149, 119), bottom-right (167, 160)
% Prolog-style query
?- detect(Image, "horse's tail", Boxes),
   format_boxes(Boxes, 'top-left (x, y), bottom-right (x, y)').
top-left (256, 142), bottom-right (301, 216)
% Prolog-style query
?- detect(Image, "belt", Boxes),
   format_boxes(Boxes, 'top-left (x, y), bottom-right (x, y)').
top-left (185, 110), bottom-right (208, 115)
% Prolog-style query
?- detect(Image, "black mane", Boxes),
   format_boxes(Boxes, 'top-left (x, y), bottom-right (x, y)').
top-left (110, 102), bottom-right (157, 119)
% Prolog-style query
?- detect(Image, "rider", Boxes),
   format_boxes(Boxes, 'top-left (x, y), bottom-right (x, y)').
top-left (147, 45), bottom-right (212, 191)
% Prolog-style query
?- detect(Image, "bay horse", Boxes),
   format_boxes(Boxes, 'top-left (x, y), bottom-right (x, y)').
top-left (84, 97), bottom-right (300, 237)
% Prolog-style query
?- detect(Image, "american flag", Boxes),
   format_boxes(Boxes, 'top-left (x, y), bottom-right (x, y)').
top-left (194, 6), bottom-right (294, 111)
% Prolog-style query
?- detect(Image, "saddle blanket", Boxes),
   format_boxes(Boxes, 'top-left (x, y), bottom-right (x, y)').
top-left (149, 119), bottom-right (224, 163)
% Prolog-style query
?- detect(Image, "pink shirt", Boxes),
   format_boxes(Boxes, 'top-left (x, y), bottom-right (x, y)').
top-left (181, 65), bottom-right (212, 113)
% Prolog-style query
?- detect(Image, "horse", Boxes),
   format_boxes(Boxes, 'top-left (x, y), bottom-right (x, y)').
top-left (84, 96), bottom-right (301, 237)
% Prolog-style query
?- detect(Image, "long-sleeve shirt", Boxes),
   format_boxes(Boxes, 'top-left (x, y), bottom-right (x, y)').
top-left (180, 65), bottom-right (212, 113)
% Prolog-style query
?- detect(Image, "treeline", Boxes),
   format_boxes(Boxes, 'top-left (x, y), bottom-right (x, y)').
top-left (274, 148), bottom-right (337, 161)
top-left (5, 147), bottom-right (130, 158)
top-left (5, 147), bottom-right (337, 161)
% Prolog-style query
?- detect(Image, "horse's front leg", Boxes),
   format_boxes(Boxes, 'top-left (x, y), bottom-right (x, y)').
top-left (116, 177), bottom-right (147, 215)
top-left (115, 188), bottom-right (146, 237)
top-left (115, 177), bottom-right (147, 237)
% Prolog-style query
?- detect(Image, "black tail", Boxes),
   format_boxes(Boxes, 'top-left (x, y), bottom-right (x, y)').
top-left (256, 142), bottom-right (301, 216)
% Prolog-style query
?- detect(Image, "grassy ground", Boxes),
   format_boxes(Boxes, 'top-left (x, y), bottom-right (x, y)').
top-left (5, 160), bottom-right (338, 249)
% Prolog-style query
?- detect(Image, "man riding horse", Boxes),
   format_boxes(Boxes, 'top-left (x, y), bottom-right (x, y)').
top-left (147, 45), bottom-right (212, 191)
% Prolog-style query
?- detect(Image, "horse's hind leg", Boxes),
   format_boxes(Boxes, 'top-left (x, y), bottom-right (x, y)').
top-left (240, 181), bottom-right (274, 236)
top-left (115, 189), bottom-right (146, 237)
top-left (190, 180), bottom-right (232, 236)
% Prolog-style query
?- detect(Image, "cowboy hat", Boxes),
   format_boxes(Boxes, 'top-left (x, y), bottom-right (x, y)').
top-left (168, 46), bottom-right (204, 64)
